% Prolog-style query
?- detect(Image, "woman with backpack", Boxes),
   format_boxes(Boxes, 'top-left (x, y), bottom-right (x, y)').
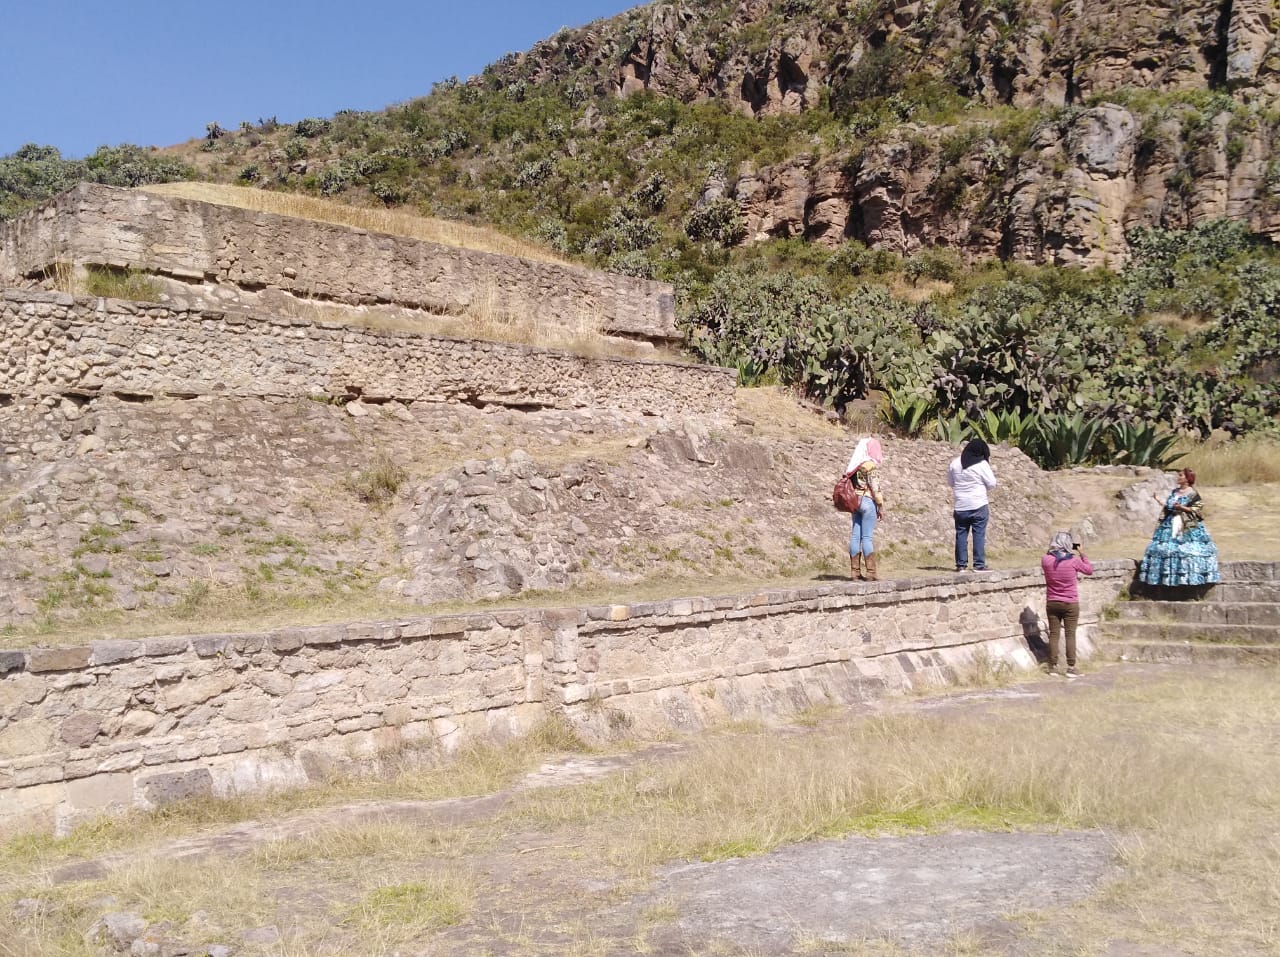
top-left (844, 437), bottom-right (886, 581)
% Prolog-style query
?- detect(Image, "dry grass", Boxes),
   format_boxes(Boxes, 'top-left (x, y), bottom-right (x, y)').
top-left (734, 386), bottom-right (847, 442)
top-left (1087, 482), bottom-right (1280, 567)
top-left (4, 668), bottom-right (1279, 954)
top-left (1181, 434), bottom-right (1280, 485)
top-left (0, 717), bottom-right (585, 878)
top-left (342, 874), bottom-right (474, 939)
top-left (271, 274), bottom-right (653, 359)
top-left (139, 182), bottom-right (566, 265)
top-left (502, 667), bottom-right (1280, 954)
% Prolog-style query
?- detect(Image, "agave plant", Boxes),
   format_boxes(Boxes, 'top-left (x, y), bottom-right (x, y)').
top-left (880, 388), bottom-right (937, 437)
top-left (934, 417), bottom-right (971, 444)
top-left (1025, 412), bottom-right (1108, 469)
top-left (967, 408), bottom-right (1041, 446)
top-left (1109, 420), bottom-right (1187, 468)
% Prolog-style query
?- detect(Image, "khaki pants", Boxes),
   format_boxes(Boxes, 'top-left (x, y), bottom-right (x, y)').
top-left (1045, 600), bottom-right (1080, 668)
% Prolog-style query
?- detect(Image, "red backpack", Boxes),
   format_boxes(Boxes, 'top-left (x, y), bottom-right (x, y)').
top-left (833, 471), bottom-right (863, 512)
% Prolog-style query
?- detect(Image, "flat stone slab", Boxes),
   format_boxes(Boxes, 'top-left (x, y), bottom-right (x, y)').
top-left (639, 829), bottom-right (1119, 951)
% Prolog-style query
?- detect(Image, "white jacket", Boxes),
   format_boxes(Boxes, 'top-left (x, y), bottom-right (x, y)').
top-left (947, 457), bottom-right (997, 511)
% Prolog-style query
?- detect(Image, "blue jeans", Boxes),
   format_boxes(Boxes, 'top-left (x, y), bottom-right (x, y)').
top-left (954, 505), bottom-right (989, 570)
top-left (849, 495), bottom-right (878, 558)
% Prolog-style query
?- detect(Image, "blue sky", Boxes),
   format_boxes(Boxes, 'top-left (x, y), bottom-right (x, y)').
top-left (0, 0), bottom-right (641, 159)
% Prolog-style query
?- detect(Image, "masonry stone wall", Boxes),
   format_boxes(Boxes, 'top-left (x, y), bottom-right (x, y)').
top-left (0, 290), bottom-right (735, 416)
top-left (0, 184), bottom-right (679, 341)
top-left (0, 562), bottom-right (1133, 835)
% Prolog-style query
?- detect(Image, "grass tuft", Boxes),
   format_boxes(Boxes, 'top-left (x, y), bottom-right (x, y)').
top-left (344, 876), bottom-right (473, 936)
top-left (346, 452), bottom-right (409, 507)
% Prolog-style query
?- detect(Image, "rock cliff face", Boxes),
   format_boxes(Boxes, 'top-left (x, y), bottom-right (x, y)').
top-left (505, 0), bottom-right (1280, 264)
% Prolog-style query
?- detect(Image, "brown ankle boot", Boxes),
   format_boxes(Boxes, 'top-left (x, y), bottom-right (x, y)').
top-left (850, 554), bottom-right (864, 581)
top-left (865, 553), bottom-right (879, 581)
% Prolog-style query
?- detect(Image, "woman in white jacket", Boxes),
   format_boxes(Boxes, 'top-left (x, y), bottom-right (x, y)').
top-left (947, 438), bottom-right (998, 571)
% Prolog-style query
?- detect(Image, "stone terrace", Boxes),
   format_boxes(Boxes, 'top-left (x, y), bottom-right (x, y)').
top-left (0, 289), bottom-right (735, 416)
top-left (0, 183), bottom-right (679, 343)
top-left (0, 562), bottom-right (1133, 836)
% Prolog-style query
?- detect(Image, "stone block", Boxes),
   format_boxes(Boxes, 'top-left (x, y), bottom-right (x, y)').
top-left (26, 647), bottom-right (91, 673)
top-left (345, 622), bottom-right (400, 642)
top-left (270, 630), bottom-right (305, 653)
top-left (95, 751), bottom-right (143, 773)
top-left (89, 640), bottom-right (144, 666)
top-left (142, 636), bottom-right (190, 658)
top-left (400, 619), bottom-right (434, 639)
top-left (301, 626), bottom-right (343, 646)
top-left (59, 712), bottom-right (102, 748)
top-left (192, 635), bottom-right (233, 657)
top-left (251, 672), bottom-right (293, 696)
top-left (164, 672), bottom-right (237, 711)
top-left (0, 651), bottom-right (25, 675)
top-left (233, 634), bottom-right (268, 654)
top-left (139, 768), bottom-right (215, 805)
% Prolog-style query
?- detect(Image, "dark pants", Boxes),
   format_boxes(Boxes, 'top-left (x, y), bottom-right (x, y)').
top-left (953, 505), bottom-right (990, 570)
top-left (1045, 600), bottom-right (1080, 668)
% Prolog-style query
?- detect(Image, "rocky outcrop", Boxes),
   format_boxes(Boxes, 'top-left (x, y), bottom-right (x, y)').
top-left (510, 0), bottom-right (1280, 116)
top-left (500, 0), bottom-right (1280, 265)
top-left (713, 99), bottom-right (1280, 265)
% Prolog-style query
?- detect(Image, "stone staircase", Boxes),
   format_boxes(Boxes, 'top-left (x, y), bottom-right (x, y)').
top-left (1102, 561), bottom-right (1280, 664)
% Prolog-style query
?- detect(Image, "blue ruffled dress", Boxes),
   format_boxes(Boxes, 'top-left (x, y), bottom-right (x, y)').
top-left (1138, 489), bottom-right (1220, 586)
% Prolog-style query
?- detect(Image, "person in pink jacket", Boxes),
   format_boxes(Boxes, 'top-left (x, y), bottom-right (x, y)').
top-left (1040, 531), bottom-right (1094, 677)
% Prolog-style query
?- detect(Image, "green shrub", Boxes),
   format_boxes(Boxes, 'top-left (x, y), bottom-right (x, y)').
top-left (1024, 412), bottom-right (1108, 469)
top-left (294, 117), bottom-right (330, 138)
top-left (684, 198), bottom-right (746, 246)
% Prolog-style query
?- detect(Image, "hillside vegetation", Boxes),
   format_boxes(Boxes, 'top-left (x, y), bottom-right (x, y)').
top-left (3, 0), bottom-right (1280, 463)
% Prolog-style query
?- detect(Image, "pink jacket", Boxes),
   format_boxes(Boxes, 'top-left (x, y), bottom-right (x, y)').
top-left (1041, 552), bottom-right (1094, 603)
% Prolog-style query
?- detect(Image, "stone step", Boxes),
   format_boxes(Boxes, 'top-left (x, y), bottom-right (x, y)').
top-left (1102, 620), bottom-right (1280, 645)
top-left (1204, 582), bottom-right (1280, 603)
top-left (1112, 601), bottom-right (1280, 626)
top-left (1108, 640), bottom-right (1280, 665)
top-left (1218, 560), bottom-right (1280, 581)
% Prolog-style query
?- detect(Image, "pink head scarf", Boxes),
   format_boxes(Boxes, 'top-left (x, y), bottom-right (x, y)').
top-left (846, 437), bottom-right (883, 474)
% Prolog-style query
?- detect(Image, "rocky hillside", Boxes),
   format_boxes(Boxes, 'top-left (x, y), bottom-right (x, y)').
top-left (7, 1), bottom-right (1280, 268)
top-left (0, 388), bottom-right (1162, 639)
top-left (96, 0), bottom-right (1273, 273)
top-left (501, 0), bottom-right (1280, 265)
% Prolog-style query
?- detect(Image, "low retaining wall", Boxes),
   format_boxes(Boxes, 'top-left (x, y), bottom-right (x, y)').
top-left (0, 183), bottom-right (678, 341)
top-left (0, 562), bottom-right (1133, 835)
top-left (0, 289), bottom-right (735, 416)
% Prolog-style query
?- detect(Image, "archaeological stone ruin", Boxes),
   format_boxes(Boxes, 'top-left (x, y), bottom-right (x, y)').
top-left (0, 186), bottom-right (1136, 835)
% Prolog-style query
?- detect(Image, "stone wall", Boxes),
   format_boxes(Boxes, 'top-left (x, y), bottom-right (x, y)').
top-left (0, 289), bottom-right (735, 416)
top-left (0, 184), bottom-right (679, 342)
top-left (0, 562), bottom-right (1133, 835)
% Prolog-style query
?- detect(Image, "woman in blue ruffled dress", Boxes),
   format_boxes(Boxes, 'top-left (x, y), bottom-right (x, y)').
top-left (1138, 467), bottom-right (1220, 586)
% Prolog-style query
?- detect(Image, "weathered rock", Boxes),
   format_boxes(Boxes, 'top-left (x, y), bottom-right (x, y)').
top-left (85, 912), bottom-right (147, 952)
